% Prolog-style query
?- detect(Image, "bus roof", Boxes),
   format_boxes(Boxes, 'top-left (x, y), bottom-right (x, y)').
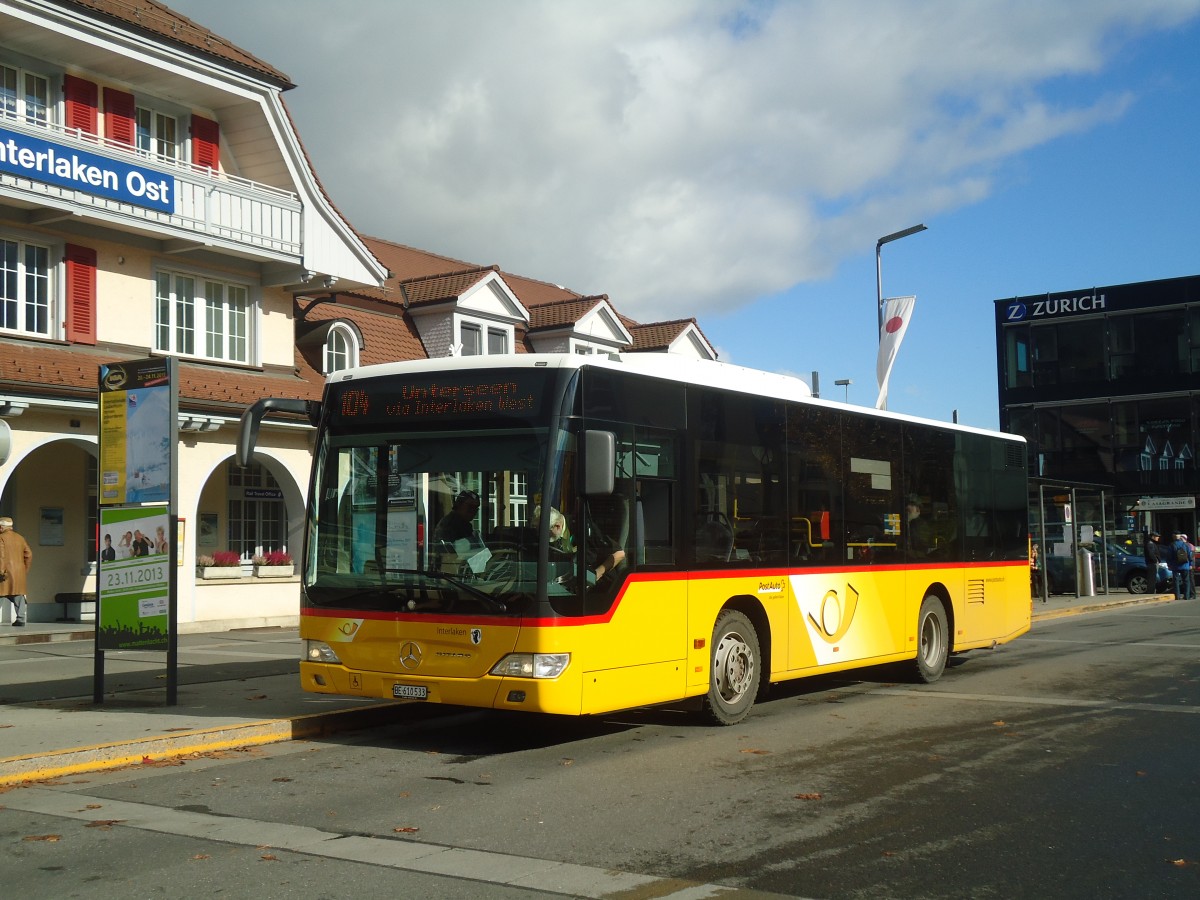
top-left (329, 353), bottom-right (1023, 444)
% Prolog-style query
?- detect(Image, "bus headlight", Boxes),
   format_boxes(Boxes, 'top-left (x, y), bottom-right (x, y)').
top-left (304, 640), bottom-right (342, 664)
top-left (490, 653), bottom-right (570, 679)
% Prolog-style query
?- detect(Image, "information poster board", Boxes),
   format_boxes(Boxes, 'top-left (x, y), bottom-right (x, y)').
top-left (97, 506), bottom-right (170, 651)
top-left (99, 358), bottom-right (172, 505)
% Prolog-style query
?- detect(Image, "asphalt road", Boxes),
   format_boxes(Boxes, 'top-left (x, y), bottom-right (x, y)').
top-left (4, 601), bottom-right (1199, 899)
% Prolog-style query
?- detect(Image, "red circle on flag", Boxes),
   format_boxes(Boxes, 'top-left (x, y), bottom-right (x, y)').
top-left (885, 316), bottom-right (904, 334)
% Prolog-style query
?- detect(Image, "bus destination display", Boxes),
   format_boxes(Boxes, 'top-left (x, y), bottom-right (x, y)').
top-left (331, 370), bottom-right (548, 425)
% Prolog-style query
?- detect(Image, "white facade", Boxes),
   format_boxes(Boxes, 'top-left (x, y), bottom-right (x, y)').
top-left (0, 1), bottom-right (386, 625)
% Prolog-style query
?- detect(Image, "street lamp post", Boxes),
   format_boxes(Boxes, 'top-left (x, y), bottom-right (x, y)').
top-left (834, 378), bottom-right (852, 403)
top-left (876, 224), bottom-right (927, 339)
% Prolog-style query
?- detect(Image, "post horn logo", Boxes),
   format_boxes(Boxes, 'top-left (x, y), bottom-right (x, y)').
top-left (808, 583), bottom-right (860, 644)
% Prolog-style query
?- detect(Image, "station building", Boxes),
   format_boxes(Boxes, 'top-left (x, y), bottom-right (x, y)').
top-left (0, 0), bottom-right (714, 626)
top-left (995, 273), bottom-right (1200, 548)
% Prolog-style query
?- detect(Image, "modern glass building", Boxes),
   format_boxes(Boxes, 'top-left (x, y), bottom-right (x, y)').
top-left (995, 274), bottom-right (1200, 540)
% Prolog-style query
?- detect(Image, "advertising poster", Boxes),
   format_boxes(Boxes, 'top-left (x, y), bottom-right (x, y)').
top-left (99, 358), bottom-right (172, 505)
top-left (97, 506), bottom-right (170, 651)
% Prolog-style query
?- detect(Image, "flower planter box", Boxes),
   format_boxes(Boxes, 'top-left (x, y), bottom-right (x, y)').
top-left (254, 565), bottom-right (294, 578)
top-left (201, 566), bottom-right (241, 580)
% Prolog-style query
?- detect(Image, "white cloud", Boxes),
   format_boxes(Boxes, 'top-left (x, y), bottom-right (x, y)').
top-left (174, 0), bottom-right (1200, 319)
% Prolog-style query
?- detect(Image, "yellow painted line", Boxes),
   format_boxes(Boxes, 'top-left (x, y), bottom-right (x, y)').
top-left (0, 703), bottom-right (404, 786)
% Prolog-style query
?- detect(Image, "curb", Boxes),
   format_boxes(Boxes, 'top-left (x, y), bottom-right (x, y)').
top-left (1032, 593), bottom-right (1176, 622)
top-left (0, 702), bottom-right (405, 787)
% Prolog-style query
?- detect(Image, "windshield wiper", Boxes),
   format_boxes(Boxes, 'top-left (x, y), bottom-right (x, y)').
top-left (384, 567), bottom-right (508, 613)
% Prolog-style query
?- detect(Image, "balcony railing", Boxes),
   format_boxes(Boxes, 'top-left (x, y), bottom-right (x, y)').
top-left (0, 112), bottom-right (302, 258)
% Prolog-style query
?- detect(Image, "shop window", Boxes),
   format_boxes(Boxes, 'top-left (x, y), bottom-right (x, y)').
top-left (227, 462), bottom-right (286, 557)
top-left (155, 269), bottom-right (254, 363)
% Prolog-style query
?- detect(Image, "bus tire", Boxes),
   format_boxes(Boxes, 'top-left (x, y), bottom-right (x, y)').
top-left (702, 610), bottom-right (761, 726)
top-left (913, 594), bottom-right (949, 684)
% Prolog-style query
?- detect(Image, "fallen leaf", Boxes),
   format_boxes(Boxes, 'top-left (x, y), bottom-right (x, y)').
top-left (260, 854), bottom-right (279, 861)
top-left (1137, 771), bottom-right (1147, 777)
top-left (272, 777), bottom-right (293, 783)
top-left (82, 804), bottom-right (102, 810)
top-left (1171, 858), bottom-right (1188, 867)
top-left (882, 851), bottom-right (896, 857)
top-left (246, 694), bottom-right (268, 701)
top-left (794, 793), bottom-right (822, 801)
top-left (191, 854), bottom-right (211, 861)
top-left (560, 758), bottom-right (574, 766)
top-left (23, 834), bottom-right (61, 842)
top-left (993, 720), bottom-right (1008, 727)
top-left (740, 749), bottom-right (771, 755)
top-left (398, 791), bottom-right (410, 798)
top-left (85, 820), bottom-right (123, 829)
top-left (393, 826), bottom-right (420, 833)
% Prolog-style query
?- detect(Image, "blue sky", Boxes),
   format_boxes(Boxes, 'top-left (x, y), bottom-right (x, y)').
top-left (169, 0), bottom-right (1200, 429)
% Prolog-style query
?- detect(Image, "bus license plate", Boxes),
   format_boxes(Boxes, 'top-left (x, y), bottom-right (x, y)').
top-left (393, 683), bottom-right (428, 700)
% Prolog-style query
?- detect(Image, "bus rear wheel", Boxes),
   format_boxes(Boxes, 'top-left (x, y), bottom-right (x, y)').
top-left (703, 610), bottom-right (761, 726)
top-left (913, 594), bottom-right (949, 684)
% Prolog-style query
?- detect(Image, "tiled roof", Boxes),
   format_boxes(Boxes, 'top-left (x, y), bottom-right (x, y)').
top-left (401, 267), bottom-right (501, 308)
top-left (528, 297), bottom-right (608, 331)
top-left (0, 341), bottom-right (320, 412)
top-left (61, 0), bottom-right (293, 87)
top-left (295, 296), bottom-right (427, 375)
top-left (499, 272), bottom-right (584, 309)
top-left (629, 318), bottom-right (706, 352)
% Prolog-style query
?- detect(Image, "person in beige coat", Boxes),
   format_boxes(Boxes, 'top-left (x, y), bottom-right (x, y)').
top-left (0, 516), bottom-right (33, 626)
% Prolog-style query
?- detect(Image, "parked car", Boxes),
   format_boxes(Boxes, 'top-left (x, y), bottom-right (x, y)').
top-left (1042, 541), bottom-right (1171, 595)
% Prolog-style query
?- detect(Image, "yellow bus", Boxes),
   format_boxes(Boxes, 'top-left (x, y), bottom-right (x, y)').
top-left (239, 353), bottom-right (1030, 725)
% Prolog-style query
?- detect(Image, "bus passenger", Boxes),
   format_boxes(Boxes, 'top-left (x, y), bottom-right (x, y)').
top-left (435, 490), bottom-right (480, 543)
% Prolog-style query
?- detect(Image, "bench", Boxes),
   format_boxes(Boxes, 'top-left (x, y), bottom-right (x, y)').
top-left (56, 592), bottom-right (97, 622)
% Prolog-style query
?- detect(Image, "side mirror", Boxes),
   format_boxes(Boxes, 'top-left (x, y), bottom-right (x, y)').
top-left (584, 430), bottom-right (615, 496)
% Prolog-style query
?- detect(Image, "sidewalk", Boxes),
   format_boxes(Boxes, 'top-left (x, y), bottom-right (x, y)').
top-left (0, 590), bottom-right (1178, 786)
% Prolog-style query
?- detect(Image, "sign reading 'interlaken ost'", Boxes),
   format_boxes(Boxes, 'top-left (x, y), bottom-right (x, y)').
top-left (0, 124), bottom-right (175, 212)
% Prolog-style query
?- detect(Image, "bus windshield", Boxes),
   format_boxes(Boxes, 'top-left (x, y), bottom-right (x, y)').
top-left (305, 425), bottom-right (568, 615)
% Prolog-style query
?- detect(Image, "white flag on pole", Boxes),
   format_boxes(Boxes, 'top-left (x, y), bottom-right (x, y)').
top-left (875, 295), bottom-right (916, 410)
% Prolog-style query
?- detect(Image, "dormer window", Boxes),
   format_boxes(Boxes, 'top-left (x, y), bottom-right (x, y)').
top-left (324, 322), bottom-right (360, 373)
top-left (458, 318), bottom-right (510, 356)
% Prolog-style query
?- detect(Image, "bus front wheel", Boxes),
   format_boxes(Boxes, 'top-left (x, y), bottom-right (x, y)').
top-left (913, 594), bottom-right (949, 684)
top-left (703, 610), bottom-right (761, 726)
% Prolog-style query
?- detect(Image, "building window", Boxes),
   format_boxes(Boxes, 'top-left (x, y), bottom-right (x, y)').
top-left (0, 64), bottom-right (49, 125)
top-left (458, 319), bottom-right (512, 356)
top-left (324, 324), bottom-right (359, 373)
top-left (227, 463), bottom-right (286, 558)
top-left (156, 269), bottom-right (253, 363)
top-left (0, 236), bottom-right (52, 336)
top-left (136, 106), bottom-right (178, 161)
top-left (460, 322), bottom-right (482, 356)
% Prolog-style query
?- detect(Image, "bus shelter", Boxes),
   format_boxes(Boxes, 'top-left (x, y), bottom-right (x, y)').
top-left (1029, 478), bottom-right (1119, 602)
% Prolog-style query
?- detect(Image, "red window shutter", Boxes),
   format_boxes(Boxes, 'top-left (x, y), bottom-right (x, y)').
top-left (63, 75), bottom-right (98, 136)
top-left (64, 244), bottom-right (97, 345)
top-left (103, 87), bottom-right (136, 146)
top-left (191, 115), bottom-right (220, 170)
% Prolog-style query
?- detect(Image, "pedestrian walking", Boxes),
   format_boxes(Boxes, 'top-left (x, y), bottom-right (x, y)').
top-left (1186, 534), bottom-right (1197, 600)
top-left (0, 515), bottom-right (33, 626)
top-left (1169, 532), bottom-right (1193, 601)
